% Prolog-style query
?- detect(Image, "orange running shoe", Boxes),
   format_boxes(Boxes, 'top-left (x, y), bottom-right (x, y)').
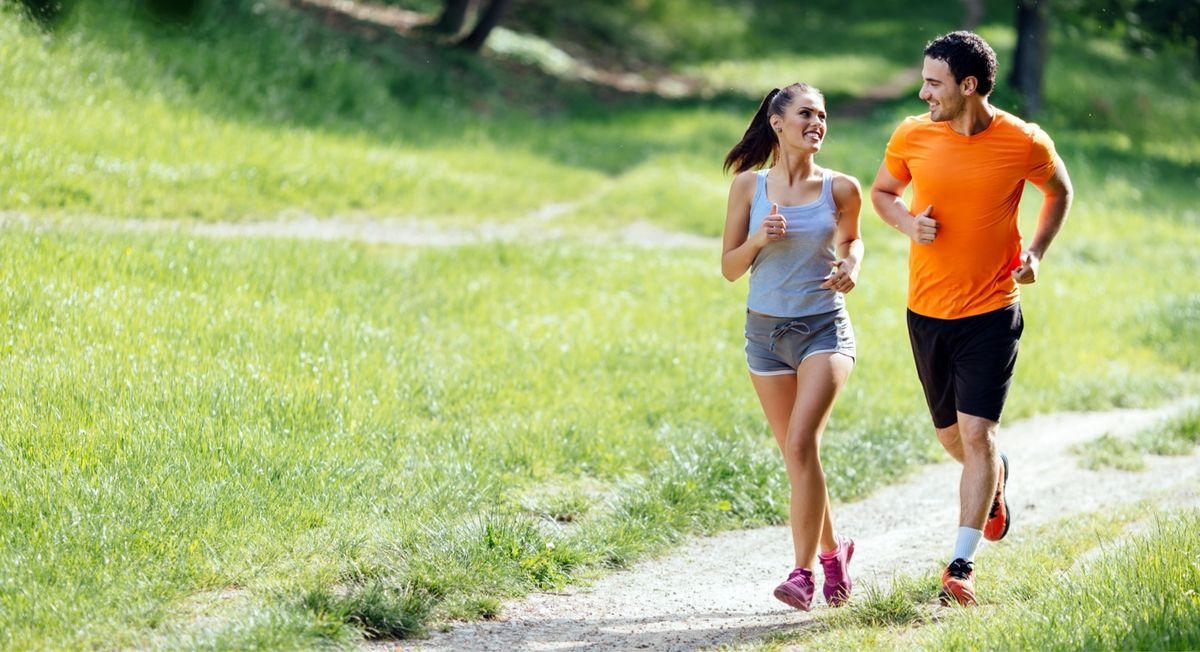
top-left (983, 452), bottom-right (1010, 541)
top-left (939, 558), bottom-right (977, 606)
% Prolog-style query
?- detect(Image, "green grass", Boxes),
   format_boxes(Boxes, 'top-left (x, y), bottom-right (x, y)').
top-left (0, 210), bottom-right (1194, 647)
top-left (927, 511), bottom-right (1200, 650)
top-left (1, 0), bottom-right (1199, 648)
top-left (1074, 407), bottom-right (1200, 470)
top-left (0, 1), bottom-right (608, 221)
top-left (1073, 433), bottom-right (1147, 471)
top-left (752, 505), bottom-right (1200, 651)
top-left (3, 1), bottom-right (1197, 236)
top-left (0, 225), bottom-right (932, 648)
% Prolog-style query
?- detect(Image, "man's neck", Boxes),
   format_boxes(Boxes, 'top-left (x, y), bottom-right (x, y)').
top-left (948, 99), bottom-right (996, 137)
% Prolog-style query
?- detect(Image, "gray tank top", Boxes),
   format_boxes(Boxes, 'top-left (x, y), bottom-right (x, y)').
top-left (746, 168), bottom-right (843, 317)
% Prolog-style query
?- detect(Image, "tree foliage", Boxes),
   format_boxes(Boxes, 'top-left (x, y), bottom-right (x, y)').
top-left (1058, 0), bottom-right (1200, 58)
top-left (11, 0), bottom-right (231, 27)
top-left (11, 0), bottom-right (71, 25)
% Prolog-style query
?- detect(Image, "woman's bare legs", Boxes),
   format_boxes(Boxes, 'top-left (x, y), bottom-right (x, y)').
top-left (751, 352), bottom-right (853, 569)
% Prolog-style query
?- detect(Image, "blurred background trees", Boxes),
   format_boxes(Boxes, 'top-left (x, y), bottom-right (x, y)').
top-left (1060, 0), bottom-right (1199, 59)
top-left (17, 0), bottom-right (1197, 64)
top-left (9, 0), bottom-right (1198, 116)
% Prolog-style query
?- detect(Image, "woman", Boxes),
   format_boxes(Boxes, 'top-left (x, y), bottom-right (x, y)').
top-left (721, 83), bottom-right (863, 611)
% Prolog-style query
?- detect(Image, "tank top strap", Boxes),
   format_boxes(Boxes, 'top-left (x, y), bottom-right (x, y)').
top-left (820, 168), bottom-right (835, 210)
top-left (751, 168), bottom-right (769, 211)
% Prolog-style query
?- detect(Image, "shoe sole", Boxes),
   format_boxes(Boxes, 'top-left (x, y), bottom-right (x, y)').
top-left (938, 589), bottom-right (976, 607)
top-left (827, 539), bottom-right (855, 607)
top-left (997, 452), bottom-right (1011, 540)
top-left (984, 452), bottom-right (1011, 541)
top-left (773, 588), bottom-right (812, 611)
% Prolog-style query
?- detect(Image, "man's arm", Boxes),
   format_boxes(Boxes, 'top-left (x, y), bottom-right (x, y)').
top-left (870, 162), bottom-right (937, 245)
top-left (1012, 156), bottom-right (1074, 284)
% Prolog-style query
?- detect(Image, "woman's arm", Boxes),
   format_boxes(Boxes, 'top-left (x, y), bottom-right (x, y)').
top-left (722, 171), bottom-right (785, 281)
top-left (821, 173), bottom-right (863, 293)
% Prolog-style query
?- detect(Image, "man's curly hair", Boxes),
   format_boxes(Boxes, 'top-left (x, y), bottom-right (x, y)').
top-left (924, 31), bottom-right (997, 96)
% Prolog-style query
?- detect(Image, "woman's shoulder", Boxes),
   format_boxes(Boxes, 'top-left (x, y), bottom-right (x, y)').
top-left (731, 168), bottom-right (764, 184)
top-left (827, 170), bottom-right (862, 197)
top-left (729, 168), bottom-right (762, 197)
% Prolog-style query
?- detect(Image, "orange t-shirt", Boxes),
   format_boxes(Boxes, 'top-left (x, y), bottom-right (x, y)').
top-left (884, 109), bottom-right (1058, 319)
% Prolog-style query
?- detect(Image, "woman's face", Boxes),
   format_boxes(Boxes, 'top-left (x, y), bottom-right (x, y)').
top-left (771, 92), bottom-right (827, 152)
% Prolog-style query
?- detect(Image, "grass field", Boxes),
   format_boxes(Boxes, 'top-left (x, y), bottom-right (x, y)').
top-left (1, 0), bottom-right (1198, 647)
top-left (1074, 407), bottom-right (1200, 470)
top-left (751, 504), bottom-right (1200, 651)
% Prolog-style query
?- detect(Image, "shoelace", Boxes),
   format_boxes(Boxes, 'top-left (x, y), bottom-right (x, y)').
top-left (787, 567), bottom-right (813, 581)
top-left (947, 559), bottom-right (974, 580)
top-left (768, 319), bottom-right (812, 352)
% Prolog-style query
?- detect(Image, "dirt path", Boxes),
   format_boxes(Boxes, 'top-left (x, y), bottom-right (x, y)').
top-left (389, 402), bottom-right (1200, 652)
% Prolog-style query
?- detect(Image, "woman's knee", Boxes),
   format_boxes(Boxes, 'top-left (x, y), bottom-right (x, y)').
top-left (784, 434), bottom-right (821, 464)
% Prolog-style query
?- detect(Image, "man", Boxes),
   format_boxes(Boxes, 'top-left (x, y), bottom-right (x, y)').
top-left (870, 31), bottom-right (1073, 606)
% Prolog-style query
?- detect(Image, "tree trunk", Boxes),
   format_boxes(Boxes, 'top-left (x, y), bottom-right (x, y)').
top-left (458, 0), bottom-right (513, 52)
top-left (434, 0), bottom-right (471, 35)
top-left (1009, 0), bottom-right (1048, 116)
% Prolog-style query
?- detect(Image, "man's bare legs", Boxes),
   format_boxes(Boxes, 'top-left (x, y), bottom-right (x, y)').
top-left (936, 412), bottom-right (1000, 529)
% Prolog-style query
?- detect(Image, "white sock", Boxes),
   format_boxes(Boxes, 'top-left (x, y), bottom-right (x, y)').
top-left (952, 527), bottom-right (983, 562)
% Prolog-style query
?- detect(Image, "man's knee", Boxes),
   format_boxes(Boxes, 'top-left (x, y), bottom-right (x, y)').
top-left (958, 416), bottom-right (998, 452)
top-left (936, 425), bottom-right (961, 447)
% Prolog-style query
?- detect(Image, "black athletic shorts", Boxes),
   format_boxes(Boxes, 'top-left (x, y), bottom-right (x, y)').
top-left (906, 302), bottom-right (1024, 429)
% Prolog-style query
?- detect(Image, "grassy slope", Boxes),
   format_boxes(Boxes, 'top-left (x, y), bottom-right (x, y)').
top-left (0, 0), bottom-right (1198, 648)
top-left (0, 0), bottom-right (966, 226)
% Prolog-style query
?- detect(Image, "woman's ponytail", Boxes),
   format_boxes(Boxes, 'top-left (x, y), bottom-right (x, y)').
top-left (722, 83), bottom-right (823, 174)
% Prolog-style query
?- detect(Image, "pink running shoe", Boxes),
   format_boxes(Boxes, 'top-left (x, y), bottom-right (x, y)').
top-left (819, 536), bottom-right (855, 606)
top-left (773, 567), bottom-right (815, 611)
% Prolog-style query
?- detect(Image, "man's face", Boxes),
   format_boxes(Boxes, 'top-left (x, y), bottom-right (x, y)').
top-left (919, 57), bottom-right (965, 122)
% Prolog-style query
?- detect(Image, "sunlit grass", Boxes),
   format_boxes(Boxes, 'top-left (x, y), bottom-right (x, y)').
top-left (1074, 407), bottom-right (1200, 469)
top-left (0, 203), bottom-right (1195, 647)
top-left (926, 510), bottom-right (1200, 650)
top-left (1, 1), bottom-right (1199, 648)
top-left (752, 505), bottom-right (1200, 651)
top-left (0, 8), bottom-right (606, 222)
top-left (684, 54), bottom-right (905, 99)
top-left (3, 2), bottom-right (1195, 235)
top-left (0, 224), bottom-right (931, 648)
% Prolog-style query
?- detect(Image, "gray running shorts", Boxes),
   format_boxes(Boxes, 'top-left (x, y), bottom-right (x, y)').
top-left (744, 308), bottom-right (856, 376)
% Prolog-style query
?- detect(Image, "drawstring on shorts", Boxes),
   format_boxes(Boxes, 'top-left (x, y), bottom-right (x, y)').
top-left (768, 319), bottom-right (812, 352)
